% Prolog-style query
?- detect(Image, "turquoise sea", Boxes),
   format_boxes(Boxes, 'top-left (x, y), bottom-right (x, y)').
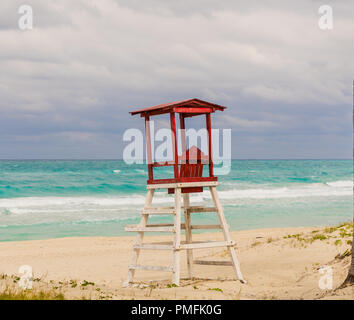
top-left (0, 160), bottom-right (352, 242)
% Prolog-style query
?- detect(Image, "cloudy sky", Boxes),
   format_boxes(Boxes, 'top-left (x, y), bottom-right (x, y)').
top-left (0, 0), bottom-right (353, 159)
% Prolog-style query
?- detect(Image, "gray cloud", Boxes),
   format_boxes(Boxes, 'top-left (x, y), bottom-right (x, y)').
top-left (0, 0), bottom-right (353, 159)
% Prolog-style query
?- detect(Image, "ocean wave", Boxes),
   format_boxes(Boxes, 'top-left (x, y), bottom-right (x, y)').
top-left (0, 195), bottom-right (146, 210)
top-left (0, 208), bottom-right (12, 215)
top-left (0, 193), bottom-right (205, 212)
top-left (326, 180), bottom-right (353, 188)
top-left (0, 196), bottom-right (147, 227)
top-left (0, 179), bottom-right (351, 228)
top-left (0, 180), bottom-right (351, 211)
top-left (134, 169), bottom-right (147, 175)
top-left (217, 181), bottom-right (352, 200)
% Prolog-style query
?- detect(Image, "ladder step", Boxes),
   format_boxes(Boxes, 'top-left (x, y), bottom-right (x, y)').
top-left (125, 225), bottom-right (175, 232)
top-left (141, 206), bottom-right (214, 215)
top-left (128, 265), bottom-right (174, 272)
top-left (180, 241), bottom-right (233, 250)
top-left (142, 207), bottom-right (176, 215)
top-left (187, 207), bottom-right (217, 213)
top-left (144, 223), bottom-right (221, 230)
top-left (147, 181), bottom-right (218, 189)
top-left (191, 224), bottom-right (221, 230)
top-left (126, 223), bottom-right (221, 231)
top-left (132, 240), bottom-right (233, 250)
top-left (133, 243), bottom-right (174, 250)
top-left (193, 260), bottom-right (233, 266)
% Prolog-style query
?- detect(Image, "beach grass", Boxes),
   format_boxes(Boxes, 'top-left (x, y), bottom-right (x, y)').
top-left (0, 286), bottom-right (66, 300)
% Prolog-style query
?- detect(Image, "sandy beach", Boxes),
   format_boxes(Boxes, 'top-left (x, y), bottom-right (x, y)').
top-left (0, 223), bottom-right (352, 300)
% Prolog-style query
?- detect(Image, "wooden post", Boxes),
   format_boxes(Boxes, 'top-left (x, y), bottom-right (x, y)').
top-left (179, 114), bottom-right (187, 164)
top-left (173, 187), bottom-right (182, 285)
top-left (206, 113), bottom-right (214, 177)
top-left (209, 186), bottom-right (245, 283)
top-left (123, 189), bottom-right (155, 287)
top-left (145, 116), bottom-right (154, 181)
top-left (170, 112), bottom-right (179, 179)
top-left (183, 193), bottom-right (193, 278)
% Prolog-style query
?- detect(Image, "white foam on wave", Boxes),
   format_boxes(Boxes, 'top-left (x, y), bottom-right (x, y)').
top-left (0, 180), bottom-right (351, 227)
top-left (135, 169), bottom-right (147, 175)
top-left (326, 180), bottom-right (353, 188)
top-left (0, 195), bottom-right (146, 212)
top-left (0, 191), bottom-right (208, 226)
top-left (0, 196), bottom-right (145, 227)
top-left (217, 181), bottom-right (352, 200)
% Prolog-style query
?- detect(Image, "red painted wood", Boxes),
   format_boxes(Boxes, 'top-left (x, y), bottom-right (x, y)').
top-left (177, 176), bottom-right (217, 182)
top-left (145, 116), bottom-right (154, 181)
top-left (170, 112), bottom-right (179, 179)
top-left (132, 99), bottom-right (225, 186)
top-left (180, 163), bottom-right (204, 179)
top-left (147, 176), bottom-right (217, 185)
top-left (147, 178), bottom-right (177, 184)
top-left (179, 146), bottom-right (208, 163)
top-left (168, 187), bottom-right (203, 194)
top-left (139, 107), bottom-right (213, 118)
top-left (179, 114), bottom-right (186, 160)
top-left (152, 161), bottom-right (175, 167)
top-left (130, 98), bottom-right (226, 116)
top-left (139, 109), bottom-right (171, 117)
top-left (174, 107), bottom-right (213, 114)
top-left (206, 113), bottom-right (214, 177)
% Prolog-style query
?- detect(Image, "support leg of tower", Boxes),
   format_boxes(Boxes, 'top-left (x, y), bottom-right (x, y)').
top-left (183, 193), bottom-right (193, 279)
top-left (209, 186), bottom-right (246, 283)
top-left (172, 187), bottom-right (182, 286)
top-left (123, 189), bottom-right (154, 287)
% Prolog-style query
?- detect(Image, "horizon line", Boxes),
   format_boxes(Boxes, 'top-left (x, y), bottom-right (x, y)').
top-left (0, 158), bottom-right (352, 161)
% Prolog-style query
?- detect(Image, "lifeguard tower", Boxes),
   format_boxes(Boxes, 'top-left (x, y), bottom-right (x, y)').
top-left (124, 98), bottom-right (245, 286)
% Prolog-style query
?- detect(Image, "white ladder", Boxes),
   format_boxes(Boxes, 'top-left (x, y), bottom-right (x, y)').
top-left (123, 181), bottom-right (245, 286)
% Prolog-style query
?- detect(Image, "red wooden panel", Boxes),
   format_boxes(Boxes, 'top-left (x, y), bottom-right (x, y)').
top-left (183, 187), bottom-right (203, 193)
top-left (179, 146), bottom-right (208, 163)
top-left (152, 161), bottom-right (174, 167)
top-left (176, 176), bottom-right (217, 183)
top-left (179, 114), bottom-right (186, 156)
top-left (174, 107), bottom-right (213, 113)
top-left (189, 164), bottom-right (193, 177)
top-left (180, 163), bottom-right (204, 179)
top-left (180, 164), bottom-right (186, 177)
top-left (130, 98), bottom-right (226, 116)
top-left (147, 178), bottom-right (177, 184)
top-left (192, 164), bottom-right (197, 177)
top-left (206, 113), bottom-right (214, 177)
top-left (147, 176), bottom-right (217, 185)
top-left (170, 112), bottom-right (179, 179)
top-left (145, 116), bottom-right (154, 181)
top-left (139, 109), bottom-right (171, 117)
top-left (168, 187), bottom-right (203, 194)
top-left (197, 163), bottom-right (203, 176)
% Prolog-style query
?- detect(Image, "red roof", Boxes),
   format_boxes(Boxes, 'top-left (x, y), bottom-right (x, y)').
top-left (130, 98), bottom-right (226, 116)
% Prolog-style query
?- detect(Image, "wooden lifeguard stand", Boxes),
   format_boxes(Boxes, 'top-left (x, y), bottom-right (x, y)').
top-left (124, 98), bottom-right (245, 286)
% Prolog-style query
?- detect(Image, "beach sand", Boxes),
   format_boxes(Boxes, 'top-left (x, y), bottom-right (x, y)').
top-left (0, 224), bottom-right (353, 300)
